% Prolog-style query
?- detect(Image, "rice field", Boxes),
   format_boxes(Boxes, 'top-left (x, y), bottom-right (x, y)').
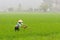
top-left (0, 12), bottom-right (60, 40)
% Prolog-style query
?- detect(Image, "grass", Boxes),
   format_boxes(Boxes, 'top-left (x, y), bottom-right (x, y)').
top-left (0, 12), bottom-right (60, 40)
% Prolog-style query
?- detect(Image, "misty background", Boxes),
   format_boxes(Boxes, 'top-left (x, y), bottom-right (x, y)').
top-left (0, 0), bottom-right (60, 12)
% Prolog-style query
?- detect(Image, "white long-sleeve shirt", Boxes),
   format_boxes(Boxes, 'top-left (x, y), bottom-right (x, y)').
top-left (15, 22), bottom-right (23, 27)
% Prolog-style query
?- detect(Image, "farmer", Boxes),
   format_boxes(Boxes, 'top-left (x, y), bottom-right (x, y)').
top-left (15, 19), bottom-right (23, 31)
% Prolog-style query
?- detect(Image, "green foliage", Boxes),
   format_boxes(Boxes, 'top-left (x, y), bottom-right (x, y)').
top-left (0, 12), bottom-right (60, 40)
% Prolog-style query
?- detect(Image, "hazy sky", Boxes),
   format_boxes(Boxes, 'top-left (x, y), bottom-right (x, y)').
top-left (0, 0), bottom-right (43, 10)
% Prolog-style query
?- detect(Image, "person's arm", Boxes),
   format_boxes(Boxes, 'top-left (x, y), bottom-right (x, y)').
top-left (21, 22), bottom-right (23, 25)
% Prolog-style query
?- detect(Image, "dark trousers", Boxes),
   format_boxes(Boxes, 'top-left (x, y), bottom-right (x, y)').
top-left (15, 26), bottom-right (19, 31)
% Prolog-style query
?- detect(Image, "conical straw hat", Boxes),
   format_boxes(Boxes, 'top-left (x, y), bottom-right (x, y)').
top-left (18, 19), bottom-right (23, 22)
